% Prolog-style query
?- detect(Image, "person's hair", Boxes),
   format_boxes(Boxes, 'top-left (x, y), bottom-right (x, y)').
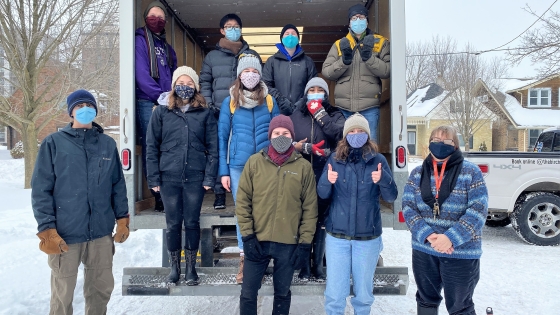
top-left (230, 78), bottom-right (265, 108)
top-left (168, 87), bottom-right (206, 110)
top-left (220, 13), bottom-right (242, 29)
top-left (335, 134), bottom-right (379, 161)
top-left (429, 125), bottom-right (460, 149)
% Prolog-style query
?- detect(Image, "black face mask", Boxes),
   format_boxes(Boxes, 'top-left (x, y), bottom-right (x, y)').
top-left (429, 142), bottom-right (456, 160)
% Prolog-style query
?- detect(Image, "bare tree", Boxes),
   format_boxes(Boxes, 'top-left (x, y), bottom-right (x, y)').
top-left (0, 0), bottom-right (119, 188)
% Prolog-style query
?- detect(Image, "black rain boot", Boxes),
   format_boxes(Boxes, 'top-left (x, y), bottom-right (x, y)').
top-left (417, 305), bottom-right (438, 315)
top-left (167, 250), bottom-right (181, 284)
top-left (213, 193), bottom-right (226, 210)
top-left (311, 227), bottom-right (326, 281)
top-left (153, 190), bottom-right (164, 212)
top-left (185, 249), bottom-right (199, 286)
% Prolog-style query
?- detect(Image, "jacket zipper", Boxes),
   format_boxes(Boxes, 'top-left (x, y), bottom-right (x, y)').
top-left (252, 109), bottom-right (256, 153)
top-left (310, 116), bottom-right (314, 166)
top-left (289, 60), bottom-right (292, 101)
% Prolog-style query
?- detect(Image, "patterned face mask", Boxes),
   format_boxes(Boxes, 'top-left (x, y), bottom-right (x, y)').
top-left (240, 71), bottom-right (261, 89)
top-left (270, 135), bottom-right (292, 153)
top-left (174, 85), bottom-right (195, 100)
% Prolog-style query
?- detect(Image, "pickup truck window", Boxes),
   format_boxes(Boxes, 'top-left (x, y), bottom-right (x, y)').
top-left (554, 134), bottom-right (560, 152)
top-left (537, 132), bottom-right (554, 152)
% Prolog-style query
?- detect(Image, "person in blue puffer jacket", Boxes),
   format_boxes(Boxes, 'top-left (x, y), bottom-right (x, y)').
top-left (218, 53), bottom-right (280, 284)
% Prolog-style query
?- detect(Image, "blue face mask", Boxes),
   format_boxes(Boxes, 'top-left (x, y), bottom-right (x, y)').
top-left (75, 107), bottom-right (96, 124)
top-left (225, 28), bottom-right (241, 42)
top-left (307, 93), bottom-right (325, 101)
top-left (282, 35), bottom-right (299, 49)
top-left (346, 133), bottom-right (368, 148)
top-left (175, 85), bottom-right (195, 100)
top-left (429, 142), bottom-right (456, 160)
top-left (350, 19), bottom-right (367, 35)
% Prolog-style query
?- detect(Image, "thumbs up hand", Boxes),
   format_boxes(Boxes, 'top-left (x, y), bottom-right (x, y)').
top-left (327, 164), bottom-right (338, 184)
top-left (371, 163), bottom-right (382, 183)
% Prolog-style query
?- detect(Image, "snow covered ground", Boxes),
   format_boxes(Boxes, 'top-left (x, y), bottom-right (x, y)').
top-left (0, 147), bottom-right (559, 314)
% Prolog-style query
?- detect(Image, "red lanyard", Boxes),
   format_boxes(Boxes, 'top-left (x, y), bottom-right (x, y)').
top-left (432, 159), bottom-right (448, 199)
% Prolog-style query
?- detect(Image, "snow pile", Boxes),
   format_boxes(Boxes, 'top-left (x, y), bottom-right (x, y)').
top-left (407, 85), bottom-right (448, 117)
top-left (504, 94), bottom-right (560, 127)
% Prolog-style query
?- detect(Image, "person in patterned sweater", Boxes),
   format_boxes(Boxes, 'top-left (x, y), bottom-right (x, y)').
top-left (403, 125), bottom-right (488, 315)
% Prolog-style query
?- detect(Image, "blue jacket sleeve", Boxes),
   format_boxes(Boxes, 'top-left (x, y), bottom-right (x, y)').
top-left (145, 106), bottom-right (163, 188)
top-left (111, 147), bottom-right (129, 219)
top-left (31, 137), bottom-right (57, 232)
top-left (317, 156), bottom-right (334, 200)
top-left (135, 35), bottom-right (164, 102)
top-left (375, 155), bottom-right (398, 203)
top-left (218, 97), bottom-right (232, 177)
top-left (271, 97), bottom-right (280, 118)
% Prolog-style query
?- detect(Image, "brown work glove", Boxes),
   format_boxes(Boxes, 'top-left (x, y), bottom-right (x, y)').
top-left (37, 229), bottom-right (69, 255)
top-left (113, 217), bottom-right (130, 243)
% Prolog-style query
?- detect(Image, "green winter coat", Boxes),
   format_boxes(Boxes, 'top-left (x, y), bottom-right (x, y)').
top-left (235, 148), bottom-right (318, 245)
top-left (322, 30), bottom-right (390, 112)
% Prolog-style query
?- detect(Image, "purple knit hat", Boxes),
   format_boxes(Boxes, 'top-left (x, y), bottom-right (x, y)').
top-left (268, 115), bottom-right (295, 139)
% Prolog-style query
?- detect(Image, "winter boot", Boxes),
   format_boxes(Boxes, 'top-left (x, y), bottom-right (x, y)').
top-left (184, 249), bottom-right (199, 286)
top-left (311, 227), bottom-right (326, 281)
top-left (213, 193), bottom-right (226, 209)
top-left (298, 259), bottom-right (311, 281)
top-left (166, 250), bottom-right (181, 284)
top-left (417, 305), bottom-right (438, 315)
top-left (236, 255), bottom-right (244, 284)
top-left (153, 190), bottom-right (164, 212)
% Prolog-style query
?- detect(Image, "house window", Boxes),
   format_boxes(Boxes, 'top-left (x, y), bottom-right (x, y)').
top-left (529, 129), bottom-right (543, 150)
top-left (407, 131), bottom-right (416, 155)
top-left (0, 126), bottom-right (6, 144)
top-left (528, 88), bottom-right (551, 107)
top-left (449, 100), bottom-right (463, 113)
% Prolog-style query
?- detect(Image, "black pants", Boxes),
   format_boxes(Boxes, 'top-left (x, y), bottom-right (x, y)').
top-left (160, 181), bottom-right (205, 251)
top-left (240, 242), bottom-right (297, 315)
top-left (412, 250), bottom-right (480, 315)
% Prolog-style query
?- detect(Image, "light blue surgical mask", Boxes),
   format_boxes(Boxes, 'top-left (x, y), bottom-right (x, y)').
top-left (307, 93), bottom-right (325, 101)
top-left (350, 19), bottom-right (367, 35)
top-left (75, 107), bottom-right (96, 124)
top-left (282, 35), bottom-right (299, 49)
top-left (225, 28), bottom-right (241, 42)
top-left (346, 133), bottom-right (368, 148)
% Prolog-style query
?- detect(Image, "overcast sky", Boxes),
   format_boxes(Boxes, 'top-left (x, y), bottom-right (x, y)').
top-left (405, 0), bottom-right (558, 78)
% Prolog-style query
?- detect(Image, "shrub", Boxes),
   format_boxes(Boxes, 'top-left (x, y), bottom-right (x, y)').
top-left (10, 140), bottom-right (41, 159)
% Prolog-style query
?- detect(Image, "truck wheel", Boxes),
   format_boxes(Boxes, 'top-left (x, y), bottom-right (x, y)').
top-left (512, 193), bottom-right (560, 246)
top-left (485, 217), bottom-right (511, 227)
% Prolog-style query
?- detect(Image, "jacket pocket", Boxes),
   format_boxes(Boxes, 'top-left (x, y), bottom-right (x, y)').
top-left (160, 140), bottom-right (178, 152)
top-left (159, 140), bottom-right (180, 172)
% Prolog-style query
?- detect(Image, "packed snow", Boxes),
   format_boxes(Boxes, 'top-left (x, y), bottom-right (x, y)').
top-left (0, 147), bottom-right (559, 315)
top-left (503, 94), bottom-right (560, 128)
top-left (407, 85), bottom-right (448, 118)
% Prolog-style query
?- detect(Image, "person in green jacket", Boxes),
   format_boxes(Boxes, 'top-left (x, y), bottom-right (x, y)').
top-left (236, 115), bottom-right (318, 315)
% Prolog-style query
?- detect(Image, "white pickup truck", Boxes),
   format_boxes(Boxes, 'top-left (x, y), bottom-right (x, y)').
top-left (464, 128), bottom-right (560, 246)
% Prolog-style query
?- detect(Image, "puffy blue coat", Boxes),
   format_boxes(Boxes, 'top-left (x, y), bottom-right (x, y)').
top-left (317, 150), bottom-right (397, 238)
top-left (218, 96), bottom-right (280, 176)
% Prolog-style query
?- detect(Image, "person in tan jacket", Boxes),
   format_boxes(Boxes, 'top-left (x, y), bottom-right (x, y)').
top-left (322, 3), bottom-right (390, 142)
top-left (236, 115), bottom-right (318, 315)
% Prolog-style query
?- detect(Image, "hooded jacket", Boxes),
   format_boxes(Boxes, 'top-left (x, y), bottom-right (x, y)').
top-left (322, 29), bottom-right (390, 112)
top-left (262, 44), bottom-right (317, 115)
top-left (31, 123), bottom-right (128, 245)
top-left (135, 27), bottom-right (178, 102)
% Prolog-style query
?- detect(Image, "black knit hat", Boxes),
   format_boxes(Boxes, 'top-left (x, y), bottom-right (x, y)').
top-left (280, 24), bottom-right (300, 41)
top-left (67, 89), bottom-right (97, 117)
top-left (348, 4), bottom-right (368, 21)
top-left (144, 1), bottom-right (166, 19)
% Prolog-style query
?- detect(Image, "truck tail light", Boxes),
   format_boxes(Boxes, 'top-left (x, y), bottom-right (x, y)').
top-left (398, 211), bottom-right (405, 223)
top-left (396, 146), bottom-right (406, 168)
top-left (478, 164), bottom-right (488, 175)
top-left (121, 149), bottom-right (131, 171)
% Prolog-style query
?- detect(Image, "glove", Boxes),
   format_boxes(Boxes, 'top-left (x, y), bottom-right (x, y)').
top-left (291, 243), bottom-right (312, 270)
top-left (360, 35), bottom-right (375, 61)
top-left (312, 140), bottom-right (330, 157)
top-left (242, 234), bottom-right (264, 261)
top-left (307, 99), bottom-right (326, 120)
top-left (37, 229), bottom-right (69, 255)
top-left (339, 37), bottom-right (353, 65)
top-left (114, 217), bottom-right (130, 243)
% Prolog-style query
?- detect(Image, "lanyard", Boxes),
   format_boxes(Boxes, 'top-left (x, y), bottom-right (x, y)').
top-left (432, 159), bottom-right (448, 199)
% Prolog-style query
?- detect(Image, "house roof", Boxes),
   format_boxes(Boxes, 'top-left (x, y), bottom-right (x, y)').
top-left (502, 93), bottom-right (560, 128)
top-left (494, 78), bottom-right (538, 93)
top-left (502, 73), bottom-right (560, 92)
top-left (406, 83), bottom-right (448, 117)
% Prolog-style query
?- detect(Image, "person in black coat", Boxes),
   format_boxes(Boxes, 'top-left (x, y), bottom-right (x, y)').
top-left (262, 24), bottom-right (317, 115)
top-left (290, 77), bottom-right (345, 280)
top-left (146, 66), bottom-right (218, 286)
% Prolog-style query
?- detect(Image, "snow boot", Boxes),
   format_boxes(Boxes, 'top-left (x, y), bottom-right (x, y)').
top-left (213, 193), bottom-right (226, 209)
top-left (297, 259), bottom-right (311, 281)
top-left (166, 250), bottom-right (181, 284)
top-left (184, 249), bottom-right (199, 286)
top-left (311, 227), bottom-right (326, 281)
top-left (417, 305), bottom-right (438, 315)
top-left (236, 255), bottom-right (244, 284)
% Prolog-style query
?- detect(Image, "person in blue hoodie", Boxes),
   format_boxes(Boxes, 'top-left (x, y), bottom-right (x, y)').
top-left (135, 1), bottom-right (177, 211)
top-left (218, 53), bottom-right (280, 284)
top-left (317, 113), bottom-right (397, 315)
top-left (262, 24), bottom-right (317, 115)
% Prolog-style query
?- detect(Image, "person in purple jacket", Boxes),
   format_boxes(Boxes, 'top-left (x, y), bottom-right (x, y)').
top-left (135, 1), bottom-right (177, 211)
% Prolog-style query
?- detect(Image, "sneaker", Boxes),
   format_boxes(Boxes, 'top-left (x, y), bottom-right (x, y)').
top-left (214, 194), bottom-right (226, 209)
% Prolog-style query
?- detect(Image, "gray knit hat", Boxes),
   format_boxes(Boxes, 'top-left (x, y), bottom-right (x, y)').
top-left (304, 77), bottom-right (329, 97)
top-left (172, 66), bottom-right (199, 91)
top-left (343, 113), bottom-right (370, 138)
top-left (237, 54), bottom-right (262, 77)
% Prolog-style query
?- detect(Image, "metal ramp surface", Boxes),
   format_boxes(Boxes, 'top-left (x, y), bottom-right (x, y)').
top-left (123, 267), bottom-right (409, 296)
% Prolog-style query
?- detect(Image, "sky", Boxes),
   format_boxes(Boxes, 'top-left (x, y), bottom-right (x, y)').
top-left (405, 0), bottom-right (559, 78)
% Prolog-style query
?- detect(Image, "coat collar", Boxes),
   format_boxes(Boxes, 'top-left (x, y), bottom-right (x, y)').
top-left (61, 122), bottom-right (104, 137)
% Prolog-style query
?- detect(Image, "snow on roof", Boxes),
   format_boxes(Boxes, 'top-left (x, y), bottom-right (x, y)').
top-left (491, 78), bottom-right (537, 93)
top-left (407, 84), bottom-right (447, 117)
top-left (503, 94), bottom-right (560, 128)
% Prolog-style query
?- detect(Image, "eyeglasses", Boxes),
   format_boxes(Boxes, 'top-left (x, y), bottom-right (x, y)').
top-left (431, 138), bottom-right (454, 145)
top-left (350, 15), bottom-right (367, 21)
top-left (224, 25), bottom-right (240, 31)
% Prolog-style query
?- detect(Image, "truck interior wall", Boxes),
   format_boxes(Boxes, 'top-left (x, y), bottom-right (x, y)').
top-left (173, 20), bottom-right (186, 66)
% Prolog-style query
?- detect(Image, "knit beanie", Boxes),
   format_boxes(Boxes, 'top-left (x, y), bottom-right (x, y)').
top-left (144, 1), bottom-right (166, 19)
top-left (304, 77), bottom-right (330, 97)
top-left (67, 89), bottom-right (97, 117)
top-left (237, 54), bottom-right (262, 77)
top-left (280, 24), bottom-right (300, 41)
top-left (268, 115), bottom-right (295, 139)
top-left (172, 66), bottom-right (200, 91)
top-left (348, 4), bottom-right (368, 21)
top-left (343, 113), bottom-right (370, 138)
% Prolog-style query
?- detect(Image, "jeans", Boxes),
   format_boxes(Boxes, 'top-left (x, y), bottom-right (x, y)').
top-left (229, 167), bottom-right (244, 250)
top-left (240, 241), bottom-right (297, 315)
top-left (412, 250), bottom-right (480, 315)
top-left (339, 107), bottom-right (380, 143)
top-left (324, 234), bottom-right (383, 315)
top-left (136, 99), bottom-right (156, 178)
top-left (160, 180), bottom-right (206, 251)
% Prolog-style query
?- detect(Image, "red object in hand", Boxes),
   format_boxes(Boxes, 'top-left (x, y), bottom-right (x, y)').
top-left (312, 140), bottom-right (327, 156)
top-left (307, 99), bottom-right (324, 115)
